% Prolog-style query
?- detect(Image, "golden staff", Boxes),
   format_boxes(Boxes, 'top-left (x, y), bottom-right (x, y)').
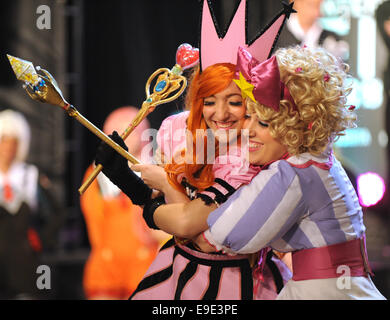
top-left (80, 65), bottom-right (187, 194)
top-left (7, 52), bottom-right (189, 194)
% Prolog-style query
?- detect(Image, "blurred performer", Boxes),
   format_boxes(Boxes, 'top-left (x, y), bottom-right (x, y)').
top-left (80, 106), bottom-right (165, 300)
top-left (277, 0), bottom-right (349, 59)
top-left (0, 109), bottom-right (60, 299)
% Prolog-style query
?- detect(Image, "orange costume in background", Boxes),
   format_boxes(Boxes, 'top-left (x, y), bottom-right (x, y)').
top-left (81, 166), bottom-right (160, 299)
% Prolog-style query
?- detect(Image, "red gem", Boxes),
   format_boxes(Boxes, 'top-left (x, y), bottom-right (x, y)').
top-left (176, 43), bottom-right (199, 70)
top-left (348, 105), bottom-right (356, 111)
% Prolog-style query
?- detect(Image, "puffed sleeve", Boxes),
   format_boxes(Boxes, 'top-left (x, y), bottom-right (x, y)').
top-left (203, 160), bottom-right (307, 254)
top-left (156, 111), bottom-right (189, 164)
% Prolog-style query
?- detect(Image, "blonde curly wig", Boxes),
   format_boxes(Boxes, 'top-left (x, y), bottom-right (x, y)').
top-left (247, 45), bottom-right (356, 157)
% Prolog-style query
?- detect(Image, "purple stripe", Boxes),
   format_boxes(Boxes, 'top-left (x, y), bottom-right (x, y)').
top-left (329, 161), bottom-right (364, 237)
top-left (223, 161), bottom-right (302, 251)
top-left (207, 175), bottom-right (247, 227)
top-left (295, 165), bottom-right (347, 245)
top-left (282, 222), bottom-right (313, 249)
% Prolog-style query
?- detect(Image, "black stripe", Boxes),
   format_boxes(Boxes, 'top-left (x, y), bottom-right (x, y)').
top-left (204, 185), bottom-right (226, 199)
top-left (129, 248), bottom-right (178, 299)
top-left (214, 178), bottom-right (236, 193)
top-left (266, 251), bottom-right (284, 294)
top-left (175, 245), bottom-right (248, 268)
top-left (174, 261), bottom-right (198, 300)
top-left (196, 193), bottom-right (216, 206)
top-left (202, 266), bottom-right (222, 300)
top-left (159, 237), bottom-right (175, 250)
top-left (240, 260), bottom-right (253, 300)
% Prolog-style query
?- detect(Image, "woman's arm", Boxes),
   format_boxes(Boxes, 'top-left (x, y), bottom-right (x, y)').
top-left (153, 198), bottom-right (217, 238)
top-left (203, 161), bottom-right (305, 254)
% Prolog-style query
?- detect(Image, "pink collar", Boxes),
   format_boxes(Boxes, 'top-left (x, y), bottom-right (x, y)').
top-left (285, 152), bottom-right (333, 170)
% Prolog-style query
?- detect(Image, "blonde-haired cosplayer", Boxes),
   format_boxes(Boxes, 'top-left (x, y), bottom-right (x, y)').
top-left (247, 45), bottom-right (356, 157)
top-left (146, 46), bottom-right (386, 299)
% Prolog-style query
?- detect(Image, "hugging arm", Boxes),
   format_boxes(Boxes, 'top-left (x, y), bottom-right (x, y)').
top-left (152, 198), bottom-right (217, 238)
top-left (203, 161), bottom-right (305, 254)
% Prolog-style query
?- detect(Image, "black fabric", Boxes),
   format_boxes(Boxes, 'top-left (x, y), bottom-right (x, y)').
top-left (214, 178), bottom-right (236, 194)
top-left (174, 261), bottom-right (198, 299)
top-left (266, 251), bottom-right (284, 294)
top-left (180, 178), bottom-right (198, 200)
top-left (130, 240), bottom-right (255, 300)
top-left (142, 196), bottom-right (165, 230)
top-left (95, 131), bottom-right (152, 205)
top-left (129, 240), bottom-right (178, 299)
top-left (202, 185), bottom-right (227, 204)
top-left (202, 266), bottom-right (222, 300)
top-left (197, 178), bottom-right (237, 205)
top-left (196, 193), bottom-right (216, 206)
top-left (240, 259), bottom-right (254, 300)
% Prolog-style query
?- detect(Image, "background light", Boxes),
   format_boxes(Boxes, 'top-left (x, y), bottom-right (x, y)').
top-left (357, 172), bottom-right (386, 207)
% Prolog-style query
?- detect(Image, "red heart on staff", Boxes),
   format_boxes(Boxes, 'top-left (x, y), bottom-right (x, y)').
top-left (176, 43), bottom-right (199, 70)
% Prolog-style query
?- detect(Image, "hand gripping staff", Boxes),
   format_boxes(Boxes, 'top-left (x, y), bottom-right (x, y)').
top-left (7, 43), bottom-right (199, 195)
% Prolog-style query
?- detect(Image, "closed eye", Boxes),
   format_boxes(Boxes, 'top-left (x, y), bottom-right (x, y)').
top-left (258, 120), bottom-right (269, 127)
top-left (203, 100), bottom-right (215, 106)
top-left (229, 101), bottom-right (243, 106)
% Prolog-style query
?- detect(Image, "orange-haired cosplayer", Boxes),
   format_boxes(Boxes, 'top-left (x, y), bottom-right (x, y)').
top-left (164, 63), bottom-right (237, 192)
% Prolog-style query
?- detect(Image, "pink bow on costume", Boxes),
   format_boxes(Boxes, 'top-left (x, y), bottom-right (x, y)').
top-left (234, 46), bottom-right (297, 112)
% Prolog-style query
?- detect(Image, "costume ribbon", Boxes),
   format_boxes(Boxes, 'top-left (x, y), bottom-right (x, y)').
top-left (234, 46), bottom-right (297, 112)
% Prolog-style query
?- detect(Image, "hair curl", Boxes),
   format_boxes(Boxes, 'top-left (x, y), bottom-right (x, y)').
top-left (248, 45), bottom-right (356, 157)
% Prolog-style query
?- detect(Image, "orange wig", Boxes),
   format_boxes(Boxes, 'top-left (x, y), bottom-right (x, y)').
top-left (165, 63), bottom-right (236, 192)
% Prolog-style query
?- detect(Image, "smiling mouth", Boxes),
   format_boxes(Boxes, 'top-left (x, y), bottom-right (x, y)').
top-left (214, 121), bottom-right (236, 129)
top-left (248, 141), bottom-right (262, 151)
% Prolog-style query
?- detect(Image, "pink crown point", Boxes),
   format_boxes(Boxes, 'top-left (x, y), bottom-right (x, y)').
top-left (200, 0), bottom-right (293, 71)
top-left (201, 0), bottom-right (246, 70)
top-left (176, 43), bottom-right (199, 71)
top-left (246, 14), bottom-right (287, 63)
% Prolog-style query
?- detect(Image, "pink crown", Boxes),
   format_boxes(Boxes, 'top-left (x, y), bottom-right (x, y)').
top-left (200, 0), bottom-right (296, 71)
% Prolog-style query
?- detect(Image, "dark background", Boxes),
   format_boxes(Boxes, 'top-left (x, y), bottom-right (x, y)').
top-left (0, 0), bottom-right (389, 299)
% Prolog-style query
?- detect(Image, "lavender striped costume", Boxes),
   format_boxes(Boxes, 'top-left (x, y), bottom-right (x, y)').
top-left (204, 152), bottom-right (386, 299)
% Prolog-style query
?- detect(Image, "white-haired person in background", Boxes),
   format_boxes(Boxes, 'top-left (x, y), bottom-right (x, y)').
top-left (0, 109), bottom-right (61, 299)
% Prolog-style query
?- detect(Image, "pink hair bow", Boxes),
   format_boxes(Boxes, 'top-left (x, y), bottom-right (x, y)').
top-left (235, 46), bottom-right (297, 112)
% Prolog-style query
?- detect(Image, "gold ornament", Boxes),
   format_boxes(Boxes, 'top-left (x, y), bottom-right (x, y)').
top-left (7, 55), bottom-right (187, 195)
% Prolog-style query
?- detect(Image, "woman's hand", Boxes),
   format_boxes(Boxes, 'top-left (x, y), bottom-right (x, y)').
top-left (131, 164), bottom-right (169, 192)
top-left (131, 164), bottom-right (189, 204)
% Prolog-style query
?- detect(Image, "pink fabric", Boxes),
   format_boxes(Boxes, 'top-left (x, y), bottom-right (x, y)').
top-left (200, 146), bottom-right (261, 199)
top-left (142, 245), bottom-right (175, 278)
top-left (131, 241), bottom-right (286, 300)
top-left (292, 236), bottom-right (372, 281)
top-left (156, 111), bottom-right (189, 164)
top-left (132, 252), bottom-right (190, 300)
top-left (216, 267), bottom-right (242, 300)
top-left (235, 46), bottom-right (297, 111)
top-left (180, 264), bottom-right (212, 300)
